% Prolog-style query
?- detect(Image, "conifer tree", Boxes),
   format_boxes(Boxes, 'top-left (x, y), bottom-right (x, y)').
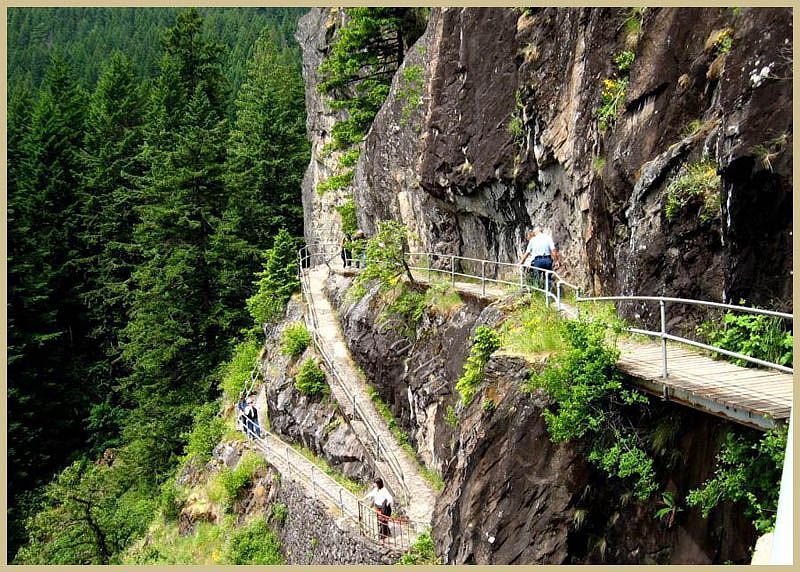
top-left (8, 53), bottom-right (89, 496)
top-left (120, 9), bottom-right (231, 476)
top-left (216, 31), bottom-right (309, 329)
top-left (79, 51), bottom-right (148, 454)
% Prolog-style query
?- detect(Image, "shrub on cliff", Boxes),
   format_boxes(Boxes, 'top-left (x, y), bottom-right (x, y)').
top-left (182, 401), bottom-right (226, 462)
top-left (455, 326), bottom-right (501, 406)
top-left (222, 518), bottom-right (284, 564)
top-left (294, 358), bottom-right (327, 396)
top-left (280, 322), bottom-right (311, 358)
top-left (527, 318), bottom-right (657, 500)
top-left (687, 423), bottom-right (787, 534)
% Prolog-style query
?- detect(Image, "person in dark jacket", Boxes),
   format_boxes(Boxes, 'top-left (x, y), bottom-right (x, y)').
top-left (244, 396), bottom-right (261, 438)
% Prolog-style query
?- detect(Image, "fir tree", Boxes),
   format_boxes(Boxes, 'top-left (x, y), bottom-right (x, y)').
top-left (79, 51), bottom-right (148, 455)
top-left (216, 31), bottom-right (309, 330)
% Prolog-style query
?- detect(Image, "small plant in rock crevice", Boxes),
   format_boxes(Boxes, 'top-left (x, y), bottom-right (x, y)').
top-left (663, 160), bottom-right (720, 223)
top-left (455, 326), bottom-right (501, 406)
top-left (294, 358), bottom-right (328, 396)
top-left (280, 322), bottom-right (310, 358)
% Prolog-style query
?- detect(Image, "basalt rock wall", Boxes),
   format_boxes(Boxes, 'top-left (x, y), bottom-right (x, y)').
top-left (297, 7), bottom-right (792, 323)
top-left (325, 275), bottom-right (757, 564)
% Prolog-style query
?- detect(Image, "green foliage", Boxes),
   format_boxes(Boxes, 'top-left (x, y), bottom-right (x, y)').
top-left (7, 8), bottom-right (303, 105)
top-left (182, 401), bottom-right (226, 462)
top-left (682, 119), bottom-right (704, 137)
top-left (499, 297), bottom-right (565, 358)
top-left (398, 64), bottom-right (424, 126)
top-left (444, 405), bottom-right (458, 428)
top-left (664, 161), bottom-right (721, 222)
top-left (614, 50), bottom-right (635, 73)
top-left (337, 148), bottom-right (361, 168)
top-left (15, 457), bottom-right (157, 564)
top-left (481, 398), bottom-right (496, 413)
top-left (9, 7), bottom-right (309, 563)
top-left (269, 502), bottom-right (288, 525)
top-left (158, 479), bottom-right (185, 523)
top-left (654, 491), bottom-right (683, 527)
top-left (385, 286), bottom-right (426, 336)
top-left (351, 220), bottom-right (414, 298)
top-left (209, 452), bottom-right (266, 512)
top-left (697, 310), bottom-right (792, 367)
top-left (280, 322), bottom-right (311, 358)
top-left (687, 424), bottom-right (787, 534)
top-left (246, 229), bottom-right (301, 325)
top-left (397, 530), bottom-right (440, 565)
top-left (219, 338), bottom-right (261, 400)
top-left (527, 319), bottom-right (657, 500)
top-left (714, 29), bottom-right (733, 55)
top-left (455, 326), bottom-right (501, 406)
top-left (294, 358), bottom-right (328, 396)
top-left (592, 156), bottom-right (606, 172)
top-left (123, 517), bottom-right (232, 564)
top-left (335, 197), bottom-right (359, 237)
top-left (316, 170), bottom-right (354, 195)
top-left (751, 132), bottom-right (788, 171)
top-left (623, 7), bottom-right (645, 38)
top-left (507, 116), bottom-right (524, 139)
top-left (222, 518), bottom-right (284, 564)
top-left (598, 76), bottom-right (629, 132)
top-left (424, 282), bottom-right (463, 315)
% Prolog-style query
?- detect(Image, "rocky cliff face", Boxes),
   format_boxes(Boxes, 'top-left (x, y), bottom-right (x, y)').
top-left (258, 298), bottom-right (372, 483)
top-left (298, 7), bottom-right (792, 317)
top-left (324, 277), bottom-right (757, 564)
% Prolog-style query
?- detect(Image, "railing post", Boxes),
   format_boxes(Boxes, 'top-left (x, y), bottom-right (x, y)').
top-left (285, 447), bottom-right (291, 477)
top-left (481, 260), bottom-right (486, 296)
top-left (427, 253), bottom-right (432, 282)
top-left (660, 298), bottom-right (668, 378)
top-left (352, 393), bottom-right (357, 418)
top-left (311, 466), bottom-right (317, 499)
top-left (556, 281), bottom-right (562, 311)
top-left (519, 265), bottom-right (525, 292)
top-left (576, 289), bottom-right (581, 318)
top-left (545, 272), bottom-right (550, 307)
top-left (376, 435), bottom-right (381, 461)
top-left (339, 488), bottom-right (345, 516)
top-left (450, 255), bottom-right (455, 286)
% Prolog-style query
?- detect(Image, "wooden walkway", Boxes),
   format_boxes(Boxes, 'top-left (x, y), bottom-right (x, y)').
top-left (401, 268), bottom-right (793, 430)
top-left (617, 341), bottom-right (792, 429)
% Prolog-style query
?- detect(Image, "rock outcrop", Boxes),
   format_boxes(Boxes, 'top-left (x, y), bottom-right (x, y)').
top-left (326, 275), bottom-right (757, 564)
top-left (298, 7), bottom-right (792, 319)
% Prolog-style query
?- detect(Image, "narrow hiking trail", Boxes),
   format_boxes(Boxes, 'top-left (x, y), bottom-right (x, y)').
top-left (303, 264), bottom-right (437, 527)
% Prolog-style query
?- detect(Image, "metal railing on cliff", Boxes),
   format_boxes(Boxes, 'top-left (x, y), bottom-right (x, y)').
top-left (310, 241), bottom-right (792, 376)
top-left (297, 243), bottom-right (413, 506)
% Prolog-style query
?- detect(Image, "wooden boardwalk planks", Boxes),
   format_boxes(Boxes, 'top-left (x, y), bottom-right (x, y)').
top-left (617, 340), bottom-right (793, 428)
top-left (405, 271), bottom-right (793, 429)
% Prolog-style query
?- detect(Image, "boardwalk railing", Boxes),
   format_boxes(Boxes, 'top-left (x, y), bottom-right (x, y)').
top-left (240, 415), bottom-right (423, 551)
top-left (297, 244), bottom-right (412, 508)
top-left (307, 240), bottom-right (793, 376)
top-left (576, 295), bottom-right (793, 376)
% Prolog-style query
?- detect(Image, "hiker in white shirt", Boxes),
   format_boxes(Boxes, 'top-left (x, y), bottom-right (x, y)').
top-left (362, 477), bottom-right (393, 541)
top-left (518, 226), bottom-right (559, 289)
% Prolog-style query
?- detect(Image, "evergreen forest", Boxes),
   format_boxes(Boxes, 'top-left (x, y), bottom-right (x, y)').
top-left (7, 7), bottom-right (310, 562)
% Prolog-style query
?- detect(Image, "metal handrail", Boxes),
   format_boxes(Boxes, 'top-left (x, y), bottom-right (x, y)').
top-left (297, 245), bottom-right (412, 506)
top-left (577, 295), bottom-right (793, 375)
top-left (404, 250), bottom-right (581, 312)
top-left (310, 241), bottom-right (793, 376)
